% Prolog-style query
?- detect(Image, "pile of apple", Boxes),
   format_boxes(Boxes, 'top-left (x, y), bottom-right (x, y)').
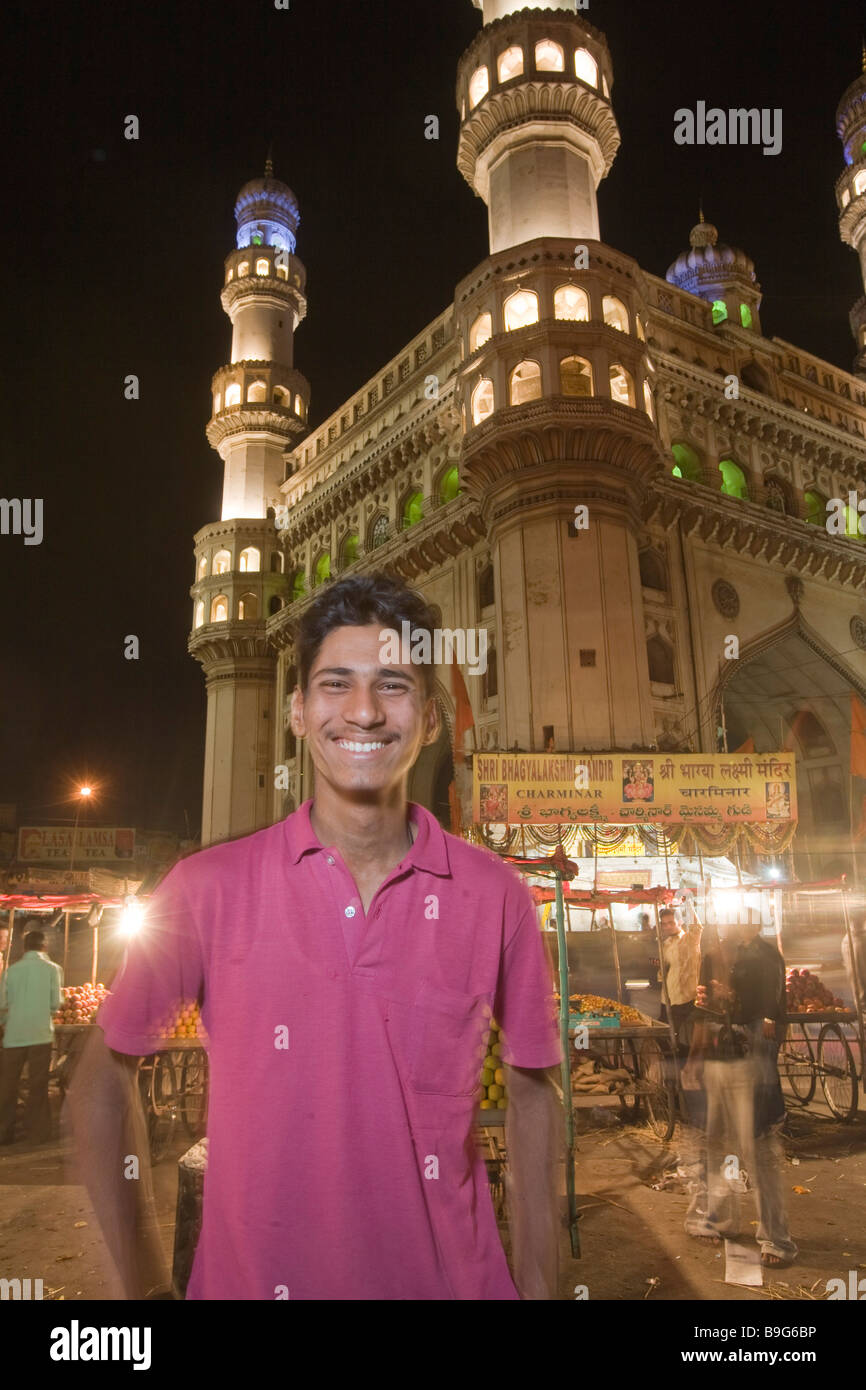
top-left (786, 968), bottom-right (846, 1015)
top-left (53, 983), bottom-right (108, 1026)
top-left (479, 1018), bottom-right (508, 1111)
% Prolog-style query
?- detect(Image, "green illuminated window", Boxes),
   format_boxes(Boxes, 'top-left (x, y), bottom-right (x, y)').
top-left (439, 467), bottom-right (460, 504)
top-left (292, 570), bottom-right (307, 600)
top-left (804, 490), bottom-right (823, 525)
top-left (740, 303), bottom-right (753, 329)
top-left (342, 533), bottom-right (359, 566)
top-left (671, 442), bottom-right (702, 481)
top-left (712, 299), bottom-right (728, 325)
top-left (403, 491), bottom-right (424, 527)
top-left (314, 553), bottom-right (331, 586)
top-left (719, 459), bottom-right (748, 499)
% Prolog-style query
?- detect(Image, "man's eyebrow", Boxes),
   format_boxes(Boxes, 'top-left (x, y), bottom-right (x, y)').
top-left (312, 665), bottom-right (418, 682)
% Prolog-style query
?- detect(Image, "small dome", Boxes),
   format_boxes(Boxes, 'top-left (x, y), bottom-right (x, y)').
top-left (234, 158), bottom-right (300, 252)
top-left (666, 213), bottom-right (756, 294)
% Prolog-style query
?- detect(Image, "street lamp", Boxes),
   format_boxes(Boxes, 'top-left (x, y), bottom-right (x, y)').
top-left (69, 785), bottom-right (93, 876)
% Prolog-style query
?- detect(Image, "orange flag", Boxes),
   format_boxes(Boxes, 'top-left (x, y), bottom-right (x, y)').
top-left (733, 737), bottom-right (755, 753)
top-left (451, 662), bottom-right (475, 764)
top-left (851, 693), bottom-right (866, 779)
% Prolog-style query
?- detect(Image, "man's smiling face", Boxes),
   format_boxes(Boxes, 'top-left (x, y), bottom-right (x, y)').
top-left (290, 623), bottom-right (440, 799)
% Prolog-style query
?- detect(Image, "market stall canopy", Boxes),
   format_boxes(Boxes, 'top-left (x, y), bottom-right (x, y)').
top-left (528, 884), bottom-right (678, 908)
top-left (0, 892), bottom-right (141, 912)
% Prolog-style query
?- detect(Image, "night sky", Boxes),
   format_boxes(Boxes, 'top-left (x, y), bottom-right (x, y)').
top-left (3, 0), bottom-right (862, 839)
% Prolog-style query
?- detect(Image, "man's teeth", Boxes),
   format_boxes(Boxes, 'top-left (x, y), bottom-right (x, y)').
top-left (338, 740), bottom-right (387, 752)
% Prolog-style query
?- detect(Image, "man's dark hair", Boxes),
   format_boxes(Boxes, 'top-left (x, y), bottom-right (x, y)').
top-left (23, 930), bottom-right (45, 952)
top-left (296, 572), bottom-right (437, 696)
top-left (659, 907), bottom-right (676, 920)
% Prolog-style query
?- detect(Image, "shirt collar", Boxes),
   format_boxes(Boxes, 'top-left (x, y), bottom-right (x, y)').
top-left (284, 799), bottom-right (451, 877)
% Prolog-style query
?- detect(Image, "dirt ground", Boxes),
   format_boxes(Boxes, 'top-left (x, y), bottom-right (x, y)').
top-left (1, 1090), bottom-right (864, 1302)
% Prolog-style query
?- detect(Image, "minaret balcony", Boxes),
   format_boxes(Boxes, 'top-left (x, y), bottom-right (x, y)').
top-left (221, 249), bottom-right (307, 325)
top-left (456, 11), bottom-right (618, 194)
top-left (207, 362), bottom-right (310, 447)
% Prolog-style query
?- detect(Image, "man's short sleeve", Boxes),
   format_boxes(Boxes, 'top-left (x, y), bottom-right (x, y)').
top-left (97, 861), bottom-right (203, 1056)
top-left (494, 882), bottom-right (562, 1070)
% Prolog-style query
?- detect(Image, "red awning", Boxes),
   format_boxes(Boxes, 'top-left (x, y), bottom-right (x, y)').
top-left (529, 884), bottom-right (677, 908)
top-left (0, 892), bottom-right (137, 911)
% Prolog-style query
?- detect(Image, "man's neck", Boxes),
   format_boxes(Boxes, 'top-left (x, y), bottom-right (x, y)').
top-left (309, 791), bottom-right (415, 872)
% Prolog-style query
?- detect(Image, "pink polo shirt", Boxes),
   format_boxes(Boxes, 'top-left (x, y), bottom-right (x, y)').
top-left (98, 800), bottom-right (561, 1300)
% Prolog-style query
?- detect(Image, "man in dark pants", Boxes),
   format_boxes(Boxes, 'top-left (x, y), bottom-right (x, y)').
top-left (0, 930), bottom-right (63, 1144)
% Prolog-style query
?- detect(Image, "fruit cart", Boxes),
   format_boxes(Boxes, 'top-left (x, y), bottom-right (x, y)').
top-left (771, 879), bottom-right (866, 1122)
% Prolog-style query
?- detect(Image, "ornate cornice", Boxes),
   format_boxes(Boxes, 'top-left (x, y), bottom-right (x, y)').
top-left (457, 83), bottom-right (620, 192)
top-left (206, 406), bottom-right (306, 450)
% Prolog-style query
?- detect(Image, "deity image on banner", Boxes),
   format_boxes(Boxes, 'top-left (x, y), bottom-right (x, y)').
top-left (479, 783), bottom-right (508, 821)
top-left (622, 759), bottom-right (655, 803)
top-left (765, 780), bottom-right (791, 819)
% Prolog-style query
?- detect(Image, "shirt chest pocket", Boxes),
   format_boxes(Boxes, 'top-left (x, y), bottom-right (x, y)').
top-left (407, 980), bottom-right (489, 1097)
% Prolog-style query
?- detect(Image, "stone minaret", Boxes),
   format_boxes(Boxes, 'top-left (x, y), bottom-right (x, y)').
top-left (189, 162), bottom-right (310, 845)
top-left (836, 45), bottom-right (866, 378)
top-left (457, 1), bottom-right (664, 752)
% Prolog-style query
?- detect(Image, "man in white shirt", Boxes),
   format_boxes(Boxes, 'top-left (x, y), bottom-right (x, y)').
top-left (657, 907), bottom-right (701, 1041)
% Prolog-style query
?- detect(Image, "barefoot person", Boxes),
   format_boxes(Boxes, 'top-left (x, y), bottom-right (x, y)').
top-left (67, 572), bottom-right (562, 1300)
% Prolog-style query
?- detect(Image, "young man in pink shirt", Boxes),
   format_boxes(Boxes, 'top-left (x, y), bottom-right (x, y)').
top-left (68, 573), bottom-right (562, 1300)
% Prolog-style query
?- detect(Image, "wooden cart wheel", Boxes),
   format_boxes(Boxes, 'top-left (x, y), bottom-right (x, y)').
top-left (639, 1037), bottom-right (677, 1142)
top-left (817, 1023), bottom-right (858, 1122)
top-left (181, 1049), bottom-right (209, 1140)
top-left (138, 1053), bottom-right (178, 1163)
top-left (781, 1022), bottom-right (816, 1106)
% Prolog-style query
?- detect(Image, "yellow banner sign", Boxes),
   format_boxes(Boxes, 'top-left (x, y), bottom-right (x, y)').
top-left (473, 752), bottom-right (797, 825)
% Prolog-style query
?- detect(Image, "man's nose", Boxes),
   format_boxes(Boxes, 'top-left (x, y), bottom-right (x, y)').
top-left (342, 685), bottom-right (385, 726)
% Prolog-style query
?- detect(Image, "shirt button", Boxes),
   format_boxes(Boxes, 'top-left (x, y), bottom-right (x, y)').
top-left (344, 905), bottom-right (356, 918)
top-left (326, 855), bottom-right (335, 865)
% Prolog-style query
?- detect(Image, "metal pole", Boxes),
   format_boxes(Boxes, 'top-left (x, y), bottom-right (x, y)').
top-left (63, 911), bottom-right (70, 976)
top-left (91, 917), bottom-right (98, 986)
top-left (70, 803), bottom-right (81, 876)
top-left (554, 870), bottom-right (579, 1258)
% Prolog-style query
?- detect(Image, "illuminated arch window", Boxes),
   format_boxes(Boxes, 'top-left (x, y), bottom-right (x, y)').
top-left (210, 595), bottom-right (228, 623)
top-left (212, 549), bottom-right (232, 575)
top-left (647, 635), bottom-right (675, 685)
top-left (574, 48), bottom-right (598, 87)
top-left (842, 187), bottom-right (852, 208)
top-left (535, 39), bottom-right (564, 72)
top-left (503, 289), bottom-right (539, 331)
top-left (238, 592), bottom-right (258, 620)
top-left (498, 46), bottom-right (524, 82)
top-left (439, 466), bottom-right (460, 503)
top-left (251, 232), bottom-right (263, 246)
top-left (197, 555), bottom-right (208, 580)
top-left (255, 258), bottom-right (269, 276)
top-left (740, 303), bottom-right (753, 329)
top-left (225, 382), bottom-right (241, 408)
top-left (855, 170), bottom-right (866, 197)
top-left (369, 514), bottom-right (389, 549)
top-left (602, 295), bottom-right (629, 332)
top-left (845, 502), bottom-right (862, 538)
top-left (239, 546), bottom-right (261, 573)
top-left (469, 311), bottom-right (493, 352)
top-left (671, 442), bottom-right (702, 481)
top-left (804, 489), bottom-right (825, 525)
top-left (247, 380), bottom-right (267, 403)
top-left (402, 492), bottom-right (424, 528)
top-left (719, 459), bottom-right (749, 500)
top-left (635, 316), bottom-right (646, 342)
top-left (471, 378), bottom-right (495, 425)
top-left (213, 391), bottom-right (222, 414)
top-left (276, 262), bottom-right (288, 280)
top-left (554, 284), bottom-right (590, 321)
top-left (469, 66), bottom-right (489, 108)
top-left (341, 533), bottom-right (360, 567)
top-left (509, 360), bottom-right (542, 406)
top-left (294, 394), bottom-right (305, 418)
top-left (643, 379), bottom-right (655, 420)
top-left (314, 553), bottom-right (331, 586)
top-left (273, 385), bottom-right (291, 406)
top-left (292, 570), bottom-right (307, 600)
top-left (560, 354), bottom-right (592, 397)
top-left (226, 268), bottom-right (234, 283)
top-left (712, 299), bottom-right (728, 325)
top-left (237, 261), bottom-right (249, 278)
top-left (608, 363), bottom-right (633, 406)
top-left (194, 600), bottom-right (204, 628)
top-left (602, 73), bottom-right (610, 98)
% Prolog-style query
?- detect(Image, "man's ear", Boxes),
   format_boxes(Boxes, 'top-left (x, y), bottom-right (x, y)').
top-left (421, 694), bottom-right (442, 748)
top-left (290, 686), bottom-right (306, 738)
